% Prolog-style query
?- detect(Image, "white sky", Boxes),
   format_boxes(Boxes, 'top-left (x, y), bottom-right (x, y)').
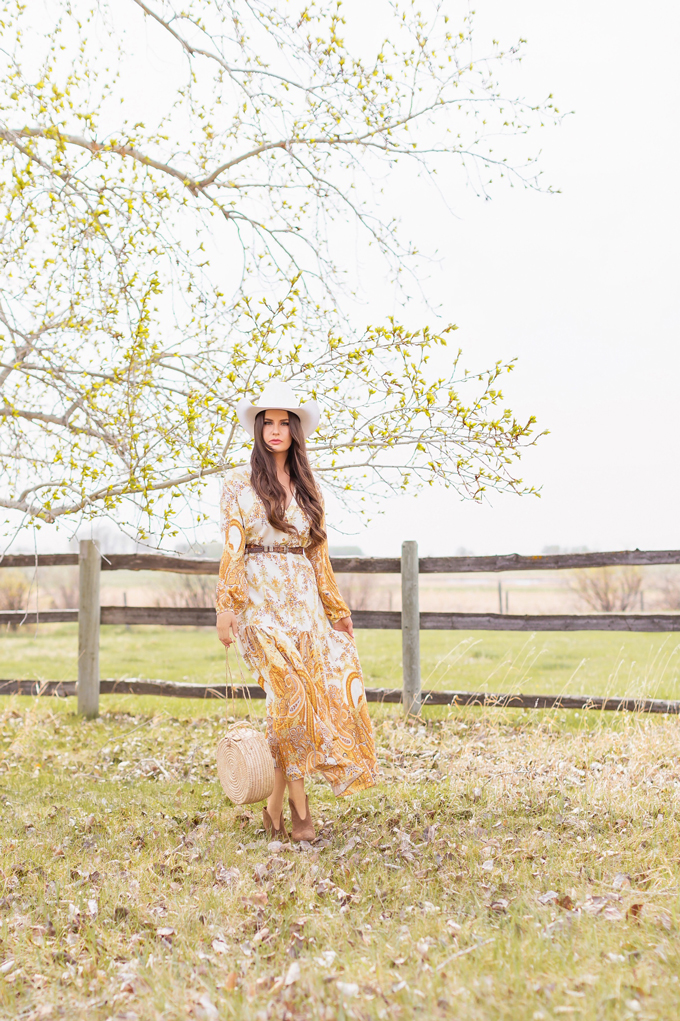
top-left (4, 0), bottom-right (678, 559)
top-left (326, 0), bottom-right (680, 556)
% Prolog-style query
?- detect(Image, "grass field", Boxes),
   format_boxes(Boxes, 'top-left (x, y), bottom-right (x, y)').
top-left (3, 625), bottom-right (680, 701)
top-left (1, 696), bottom-right (680, 1021)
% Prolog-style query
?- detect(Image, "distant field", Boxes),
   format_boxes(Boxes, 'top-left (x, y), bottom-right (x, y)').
top-left (2, 624), bottom-right (680, 700)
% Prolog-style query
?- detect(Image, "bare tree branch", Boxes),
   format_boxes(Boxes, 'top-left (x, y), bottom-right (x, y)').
top-left (0, 0), bottom-right (558, 541)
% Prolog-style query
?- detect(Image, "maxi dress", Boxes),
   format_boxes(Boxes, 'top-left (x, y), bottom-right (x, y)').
top-left (215, 466), bottom-right (377, 797)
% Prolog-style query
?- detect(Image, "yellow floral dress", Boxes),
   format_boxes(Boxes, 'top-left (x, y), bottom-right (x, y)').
top-left (215, 466), bottom-right (377, 797)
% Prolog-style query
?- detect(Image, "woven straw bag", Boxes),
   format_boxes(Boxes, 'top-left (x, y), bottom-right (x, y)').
top-left (216, 648), bottom-right (274, 805)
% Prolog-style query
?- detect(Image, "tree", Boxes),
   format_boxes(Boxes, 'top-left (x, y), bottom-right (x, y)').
top-left (0, 0), bottom-right (559, 541)
top-left (658, 571), bottom-right (680, 611)
top-left (570, 568), bottom-right (643, 613)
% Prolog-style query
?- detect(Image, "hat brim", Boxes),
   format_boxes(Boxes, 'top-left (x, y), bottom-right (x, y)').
top-left (236, 398), bottom-right (320, 439)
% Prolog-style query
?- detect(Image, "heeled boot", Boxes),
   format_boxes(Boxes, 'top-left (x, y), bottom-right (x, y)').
top-left (263, 807), bottom-right (289, 841)
top-left (289, 795), bottom-right (316, 842)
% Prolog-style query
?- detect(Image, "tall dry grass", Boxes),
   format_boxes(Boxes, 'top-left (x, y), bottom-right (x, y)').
top-left (1, 696), bottom-right (679, 1020)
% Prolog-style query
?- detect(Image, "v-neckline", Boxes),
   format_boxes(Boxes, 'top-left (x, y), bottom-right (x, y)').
top-left (284, 494), bottom-right (296, 514)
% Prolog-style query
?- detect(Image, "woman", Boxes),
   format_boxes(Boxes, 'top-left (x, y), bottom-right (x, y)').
top-left (215, 380), bottom-right (377, 842)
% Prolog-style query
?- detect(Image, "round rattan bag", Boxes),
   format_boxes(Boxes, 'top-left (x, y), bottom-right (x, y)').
top-left (216, 725), bottom-right (274, 805)
top-left (216, 647), bottom-right (274, 805)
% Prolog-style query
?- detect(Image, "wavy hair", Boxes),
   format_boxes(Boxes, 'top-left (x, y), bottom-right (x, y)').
top-left (250, 410), bottom-right (326, 549)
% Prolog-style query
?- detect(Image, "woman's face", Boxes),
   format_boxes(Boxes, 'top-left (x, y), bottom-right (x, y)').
top-left (262, 409), bottom-right (292, 454)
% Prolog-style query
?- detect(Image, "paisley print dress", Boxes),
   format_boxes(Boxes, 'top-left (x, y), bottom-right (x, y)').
top-left (215, 466), bottom-right (377, 797)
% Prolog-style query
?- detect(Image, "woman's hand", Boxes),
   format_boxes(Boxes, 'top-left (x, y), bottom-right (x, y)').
top-left (332, 615), bottom-right (354, 639)
top-left (216, 610), bottom-right (239, 648)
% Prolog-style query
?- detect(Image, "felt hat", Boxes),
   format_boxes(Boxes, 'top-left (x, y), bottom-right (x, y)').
top-left (236, 380), bottom-right (320, 439)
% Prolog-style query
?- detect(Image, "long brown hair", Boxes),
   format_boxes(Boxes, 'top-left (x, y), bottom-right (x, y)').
top-left (250, 410), bottom-right (326, 549)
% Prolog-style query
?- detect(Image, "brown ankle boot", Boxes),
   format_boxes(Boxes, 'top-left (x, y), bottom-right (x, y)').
top-left (263, 807), bottom-right (289, 841)
top-left (289, 795), bottom-right (315, 842)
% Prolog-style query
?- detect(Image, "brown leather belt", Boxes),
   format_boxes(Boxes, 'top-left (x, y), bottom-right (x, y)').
top-left (245, 544), bottom-right (306, 555)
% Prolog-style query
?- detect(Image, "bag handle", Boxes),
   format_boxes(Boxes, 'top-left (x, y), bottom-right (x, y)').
top-left (225, 641), bottom-right (255, 728)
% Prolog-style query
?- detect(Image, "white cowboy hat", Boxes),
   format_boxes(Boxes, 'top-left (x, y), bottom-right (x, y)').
top-left (236, 380), bottom-right (320, 439)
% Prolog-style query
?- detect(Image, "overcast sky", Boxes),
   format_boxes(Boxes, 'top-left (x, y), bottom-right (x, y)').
top-left (324, 0), bottom-right (680, 557)
top-left (5, 0), bottom-right (678, 559)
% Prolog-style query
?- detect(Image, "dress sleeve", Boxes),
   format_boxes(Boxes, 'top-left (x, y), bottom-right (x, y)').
top-left (306, 487), bottom-right (351, 623)
top-left (215, 476), bottom-right (248, 616)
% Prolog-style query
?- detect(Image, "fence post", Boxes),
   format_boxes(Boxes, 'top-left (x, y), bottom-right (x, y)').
top-left (77, 539), bottom-right (101, 718)
top-left (401, 539), bottom-right (421, 716)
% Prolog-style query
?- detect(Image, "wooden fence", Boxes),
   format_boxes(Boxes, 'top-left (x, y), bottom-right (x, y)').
top-left (2, 542), bottom-right (680, 718)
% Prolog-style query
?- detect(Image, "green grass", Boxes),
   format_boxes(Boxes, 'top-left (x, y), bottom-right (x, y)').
top-left (3, 625), bottom-right (680, 700)
top-left (2, 697), bottom-right (680, 1020)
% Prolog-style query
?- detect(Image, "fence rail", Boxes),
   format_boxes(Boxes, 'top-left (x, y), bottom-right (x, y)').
top-left (2, 541), bottom-right (679, 717)
top-left (4, 546), bottom-right (680, 573)
top-left (2, 608), bottom-right (680, 632)
top-left (1, 678), bottom-right (679, 716)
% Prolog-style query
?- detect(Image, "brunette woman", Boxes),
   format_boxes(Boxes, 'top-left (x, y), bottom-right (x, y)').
top-left (215, 380), bottom-right (377, 841)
